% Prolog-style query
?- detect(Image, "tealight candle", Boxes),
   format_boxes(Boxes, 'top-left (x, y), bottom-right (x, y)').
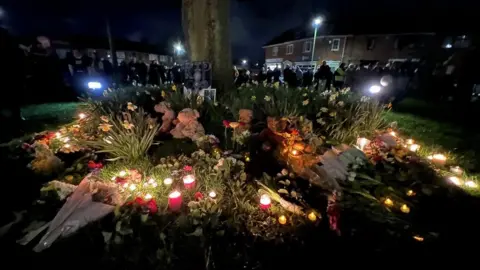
top-left (384, 198), bottom-right (394, 207)
top-left (208, 191), bottom-right (217, 198)
top-left (409, 144), bottom-right (420, 152)
top-left (356, 137), bottom-right (370, 151)
top-left (448, 176), bottom-right (462, 186)
top-left (465, 180), bottom-right (478, 188)
top-left (260, 194), bottom-right (271, 210)
top-left (278, 215), bottom-right (287, 225)
top-left (64, 144), bottom-right (71, 148)
top-left (400, 204), bottom-right (410, 213)
top-left (144, 193), bottom-right (152, 200)
top-left (307, 212), bottom-right (317, 222)
top-left (406, 190), bottom-right (415, 197)
top-left (183, 175), bottom-right (196, 189)
top-left (163, 177), bottom-right (173, 185)
top-left (78, 113), bottom-right (87, 119)
top-left (406, 139), bottom-right (414, 144)
top-left (428, 154), bottom-right (447, 165)
top-left (168, 191), bottom-right (182, 211)
top-left (450, 166), bottom-right (463, 175)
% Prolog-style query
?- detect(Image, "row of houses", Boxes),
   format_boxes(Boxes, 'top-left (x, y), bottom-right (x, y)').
top-left (263, 23), bottom-right (472, 71)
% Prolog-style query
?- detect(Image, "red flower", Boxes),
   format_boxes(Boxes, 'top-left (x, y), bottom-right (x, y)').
top-left (134, 197), bottom-right (145, 205)
top-left (239, 122), bottom-right (246, 126)
top-left (184, 165), bottom-right (193, 172)
top-left (88, 160), bottom-right (104, 169)
top-left (146, 199), bottom-right (158, 214)
top-left (222, 120), bottom-right (230, 128)
top-left (45, 132), bottom-right (56, 140)
top-left (115, 177), bottom-right (127, 185)
top-left (194, 192), bottom-right (203, 200)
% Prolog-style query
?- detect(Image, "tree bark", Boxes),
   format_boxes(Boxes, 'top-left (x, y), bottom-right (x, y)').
top-left (182, 0), bottom-right (232, 94)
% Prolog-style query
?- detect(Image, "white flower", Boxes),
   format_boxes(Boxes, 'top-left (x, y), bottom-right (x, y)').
top-left (303, 93), bottom-right (308, 97)
top-left (302, 99), bottom-right (309, 106)
top-left (337, 101), bottom-right (344, 107)
top-left (320, 107), bottom-right (328, 113)
top-left (264, 95), bottom-right (271, 102)
top-left (360, 96), bottom-right (371, 102)
top-left (316, 118), bottom-right (326, 125)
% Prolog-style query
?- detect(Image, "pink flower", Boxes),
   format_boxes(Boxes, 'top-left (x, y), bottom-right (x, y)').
top-left (184, 165), bottom-right (193, 172)
top-left (88, 160), bottom-right (103, 169)
top-left (222, 120), bottom-right (230, 128)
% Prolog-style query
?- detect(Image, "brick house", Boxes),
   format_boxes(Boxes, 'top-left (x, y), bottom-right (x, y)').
top-left (263, 26), bottom-right (439, 71)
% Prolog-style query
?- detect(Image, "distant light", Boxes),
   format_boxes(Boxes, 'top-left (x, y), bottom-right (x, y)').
top-left (107, 54), bottom-right (111, 58)
top-left (313, 17), bottom-right (322, 26)
top-left (255, 63), bottom-right (259, 66)
top-left (88, 81), bottom-right (102, 90)
top-left (242, 59), bottom-right (247, 64)
top-left (78, 113), bottom-right (87, 119)
top-left (174, 43), bottom-right (184, 54)
top-left (369, 85), bottom-right (382, 94)
top-left (445, 44), bottom-right (452, 49)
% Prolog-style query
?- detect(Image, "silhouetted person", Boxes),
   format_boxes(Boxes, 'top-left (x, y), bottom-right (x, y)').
top-left (273, 66), bottom-right (281, 83)
top-left (119, 60), bottom-right (129, 84)
top-left (295, 66), bottom-right (303, 87)
top-left (334, 63), bottom-right (346, 89)
top-left (158, 63), bottom-right (167, 84)
top-left (148, 60), bottom-right (160, 85)
top-left (317, 61), bottom-right (332, 90)
top-left (135, 59), bottom-right (148, 85)
top-left (68, 49), bottom-right (92, 96)
top-left (303, 68), bottom-right (313, 87)
top-left (266, 67), bottom-right (273, 83)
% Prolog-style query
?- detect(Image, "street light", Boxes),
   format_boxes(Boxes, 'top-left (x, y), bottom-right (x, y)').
top-left (174, 43), bottom-right (184, 55)
top-left (242, 59), bottom-right (247, 65)
top-left (312, 17), bottom-right (323, 71)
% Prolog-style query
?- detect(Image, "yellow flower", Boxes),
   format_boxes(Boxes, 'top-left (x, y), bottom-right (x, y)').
top-left (127, 102), bottom-right (137, 111)
top-left (273, 82), bottom-right (280, 89)
top-left (251, 96), bottom-right (256, 101)
top-left (161, 91), bottom-right (166, 97)
top-left (302, 99), bottom-right (309, 106)
top-left (264, 95), bottom-right (271, 102)
top-left (98, 123), bottom-right (113, 132)
top-left (172, 85), bottom-right (177, 91)
top-left (123, 120), bottom-right (134, 130)
top-left (100, 115), bottom-right (109, 123)
top-left (329, 112), bottom-right (337, 117)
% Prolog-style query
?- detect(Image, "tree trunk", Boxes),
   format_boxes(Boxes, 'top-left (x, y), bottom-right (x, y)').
top-left (182, 0), bottom-right (232, 94)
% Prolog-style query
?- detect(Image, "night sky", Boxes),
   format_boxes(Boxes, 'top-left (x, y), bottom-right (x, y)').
top-left (0, 0), bottom-right (476, 62)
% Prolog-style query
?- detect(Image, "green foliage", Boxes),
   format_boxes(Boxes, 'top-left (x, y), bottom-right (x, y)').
top-left (82, 108), bottom-right (160, 161)
top-left (166, 90), bottom-right (204, 112)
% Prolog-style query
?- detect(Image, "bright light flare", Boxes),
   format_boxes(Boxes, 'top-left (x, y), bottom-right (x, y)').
top-left (87, 81), bottom-right (102, 90)
top-left (465, 180), bottom-right (478, 188)
top-left (369, 85), bottom-right (382, 94)
top-left (448, 176), bottom-right (462, 186)
top-left (78, 113), bottom-right (87, 119)
top-left (313, 17), bottom-right (322, 25)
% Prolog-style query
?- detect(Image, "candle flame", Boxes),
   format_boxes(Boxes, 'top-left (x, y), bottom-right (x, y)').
top-left (406, 139), bottom-right (414, 144)
top-left (144, 193), bottom-right (152, 200)
top-left (400, 204), bottom-right (410, 213)
top-left (163, 178), bottom-right (173, 185)
top-left (291, 149), bottom-right (299, 156)
top-left (384, 198), bottom-right (394, 207)
top-left (78, 113), bottom-right (87, 119)
top-left (183, 175), bottom-right (195, 184)
top-left (208, 191), bottom-right (217, 198)
top-left (260, 194), bottom-right (271, 205)
top-left (278, 215), bottom-right (287, 225)
top-left (409, 144), bottom-right (420, 152)
top-left (448, 176), bottom-right (462, 186)
top-left (413, 235), bottom-right (424, 242)
top-left (169, 190), bottom-right (181, 198)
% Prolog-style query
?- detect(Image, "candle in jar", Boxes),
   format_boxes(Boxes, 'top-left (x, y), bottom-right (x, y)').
top-left (168, 191), bottom-right (182, 211)
top-left (163, 177), bottom-right (173, 185)
top-left (208, 191), bottom-right (217, 198)
top-left (450, 166), bottom-right (463, 175)
top-left (409, 144), bottom-right (420, 152)
top-left (278, 215), bottom-right (287, 225)
top-left (183, 175), bottom-right (196, 189)
top-left (260, 194), bottom-right (271, 209)
top-left (356, 137), bottom-right (370, 151)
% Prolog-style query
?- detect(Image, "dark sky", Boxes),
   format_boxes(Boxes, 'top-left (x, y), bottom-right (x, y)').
top-left (0, 0), bottom-right (476, 62)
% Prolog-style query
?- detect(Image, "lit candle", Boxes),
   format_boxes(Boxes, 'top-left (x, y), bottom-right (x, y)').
top-left (278, 215), bottom-right (287, 225)
top-left (163, 177), bottom-right (173, 185)
top-left (64, 144), bottom-right (71, 148)
top-left (119, 170), bottom-right (127, 177)
top-left (450, 166), bottom-right (463, 175)
top-left (406, 190), bottom-right (415, 197)
top-left (168, 191), bottom-right (182, 211)
top-left (63, 137), bottom-right (70, 142)
top-left (129, 184), bottom-right (137, 191)
top-left (356, 137), bottom-right (370, 151)
top-left (406, 139), bottom-right (414, 144)
top-left (55, 132), bottom-right (62, 139)
top-left (78, 113), bottom-right (87, 119)
top-left (307, 212), bottom-right (317, 222)
top-left (413, 235), bottom-right (424, 242)
top-left (384, 198), bottom-right (394, 207)
top-left (389, 131), bottom-right (396, 137)
top-left (428, 154), bottom-right (447, 165)
top-left (144, 193), bottom-right (153, 200)
top-left (409, 144), bottom-right (420, 152)
top-left (465, 180), bottom-right (478, 188)
top-left (400, 204), bottom-right (410, 213)
top-left (448, 176), bottom-right (462, 186)
top-left (260, 194), bottom-right (271, 210)
top-left (208, 191), bottom-right (217, 198)
top-left (291, 149), bottom-right (299, 156)
top-left (183, 175), bottom-right (196, 189)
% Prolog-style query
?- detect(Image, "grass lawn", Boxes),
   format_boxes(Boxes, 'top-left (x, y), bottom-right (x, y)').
top-left (21, 102), bottom-right (80, 133)
top-left (386, 98), bottom-right (480, 172)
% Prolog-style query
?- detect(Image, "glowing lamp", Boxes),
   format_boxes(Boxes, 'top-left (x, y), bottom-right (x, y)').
top-left (369, 85), bottom-right (381, 94)
top-left (448, 176), bottom-right (462, 186)
top-left (78, 113), bottom-right (87, 119)
top-left (278, 215), bottom-right (287, 225)
top-left (409, 144), bottom-right (420, 152)
top-left (313, 18), bottom-right (322, 25)
top-left (208, 191), bottom-right (217, 198)
top-left (163, 177), bottom-right (173, 185)
top-left (406, 190), bottom-right (415, 197)
top-left (144, 193), bottom-right (152, 200)
top-left (119, 170), bottom-right (127, 177)
top-left (384, 198), bottom-right (394, 207)
top-left (168, 191), bottom-right (182, 211)
top-left (260, 194), bottom-right (271, 210)
top-left (307, 212), bottom-right (317, 222)
top-left (428, 154), bottom-right (447, 165)
top-left (450, 166), bottom-right (463, 175)
top-left (465, 181), bottom-right (478, 188)
top-left (356, 137), bottom-right (370, 151)
top-left (400, 204), bottom-right (410, 214)
top-left (291, 149), bottom-right (299, 156)
top-left (183, 174), bottom-right (196, 189)
top-left (129, 184), bottom-right (137, 191)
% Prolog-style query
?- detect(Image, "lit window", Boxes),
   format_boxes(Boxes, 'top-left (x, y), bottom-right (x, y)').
top-left (286, 44), bottom-right (294, 55)
top-left (304, 41), bottom-right (312, 52)
top-left (272, 46), bottom-right (279, 56)
top-left (331, 39), bottom-right (340, 51)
